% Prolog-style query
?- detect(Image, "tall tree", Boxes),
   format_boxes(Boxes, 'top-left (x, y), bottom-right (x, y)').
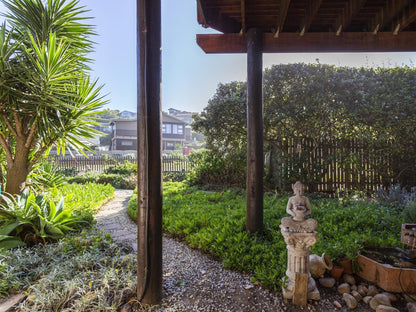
top-left (0, 0), bottom-right (106, 195)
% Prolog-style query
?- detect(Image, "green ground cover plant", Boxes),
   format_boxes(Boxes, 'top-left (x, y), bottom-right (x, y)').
top-left (0, 230), bottom-right (136, 310)
top-left (48, 183), bottom-right (115, 225)
top-left (128, 181), bottom-right (404, 290)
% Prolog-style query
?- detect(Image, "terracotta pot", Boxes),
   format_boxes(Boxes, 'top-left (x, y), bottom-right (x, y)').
top-left (357, 248), bottom-right (416, 294)
top-left (339, 257), bottom-right (353, 274)
top-left (331, 264), bottom-right (344, 279)
top-left (309, 253), bottom-right (333, 278)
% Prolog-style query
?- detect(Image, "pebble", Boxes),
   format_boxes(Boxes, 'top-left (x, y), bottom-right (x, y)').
top-left (351, 290), bottom-right (362, 302)
top-left (343, 293), bottom-right (358, 309)
top-left (375, 305), bottom-right (399, 312)
top-left (363, 296), bottom-right (373, 304)
top-left (407, 302), bottom-right (416, 312)
top-left (319, 277), bottom-right (336, 288)
top-left (370, 294), bottom-right (391, 310)
top-left (367, 285), bottom-right (379, 297)
top-left (343, 274), bottom-right (356, 285)
top-left (381, 292), bottom-right (397, 302)
top-left (338, 283), bottom-right (351, 294)
top-left (358, 285), bottom-right (368, 297)
top-left (333, 300), bottom-right (342, 308)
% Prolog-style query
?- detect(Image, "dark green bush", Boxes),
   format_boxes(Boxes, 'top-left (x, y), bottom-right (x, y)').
top-left (163, 171), bottom-right (187, 182)
top-left (402, 201), bottom-right (416, 223)
top-left (104, 161), bottom-right (136, 175)
top-left (188, 149), bottom-right (246, 187)
top-left (66, 171), bottom-right (100, 184)
top-left (120, 173), bottom-right (137, 190)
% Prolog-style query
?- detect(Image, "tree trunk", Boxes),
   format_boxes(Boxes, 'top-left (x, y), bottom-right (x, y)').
top-left (5, 144), bottom-right (30, 195)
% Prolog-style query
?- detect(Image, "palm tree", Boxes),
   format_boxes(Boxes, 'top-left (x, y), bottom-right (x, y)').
top-left (0, 0), bottom-right (106, 195)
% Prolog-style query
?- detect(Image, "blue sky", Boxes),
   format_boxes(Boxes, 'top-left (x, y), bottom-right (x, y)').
top-left (2, 1), bottom-right (416, 113)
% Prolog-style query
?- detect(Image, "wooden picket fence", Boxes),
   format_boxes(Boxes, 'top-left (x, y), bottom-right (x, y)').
top-left (268, 137), bottom-right (396, 193)
top-left (48, 155), bottom-right (190, 173)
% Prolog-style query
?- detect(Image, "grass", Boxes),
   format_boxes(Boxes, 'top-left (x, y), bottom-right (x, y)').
top-left (129, 181), bottom-right (404, 290)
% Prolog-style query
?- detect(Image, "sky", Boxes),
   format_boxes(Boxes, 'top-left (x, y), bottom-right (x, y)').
top-left (1, 1), bottom-right (416, 113)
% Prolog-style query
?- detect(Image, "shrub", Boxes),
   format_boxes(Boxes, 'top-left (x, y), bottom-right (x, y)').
top-left (66, 171), bottom-right (100, 184)
top-left (0, 190), bottom-right (83, 249)
top-left (188, 149), bottom-right (246, 187)
top-left (104, 161), bottom-right (136, 175)
top-left (402, 201), bottom-right (416, 223)
top-left (163, 171), bottom-right (187, 182)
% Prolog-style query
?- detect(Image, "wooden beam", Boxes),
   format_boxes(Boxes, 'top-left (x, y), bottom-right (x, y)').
top-left (246, 28), bottom-right (263, 234)
top-left (137, 0), bottom-right (162, 305)
top-left (389, 1), bottom-right (416, 32)
top-left (196, 32), bottom-right (416, 53)
top-left (332, 0), bottom-right (366, 32)
top-left (368, 0), bottom-right (410, 32)
top-left (196, 0), bottom-right (241, 33)
top-left (301, 0), bottom-right (323, 33)
top-left (274, 0), bottom-right (291, 37)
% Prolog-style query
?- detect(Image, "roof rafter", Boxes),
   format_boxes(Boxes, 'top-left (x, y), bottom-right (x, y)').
top-left (274, 0), bottom-right (291, 37)
top-left (389, 1), bottom-right (416, 33)
top-left (332, 0), bottom-right (366, 34)
top-left (300, 0), bottom-right (323, 34)
top-left (368, 0), bottom-right (410, 32)
top-left (240, 0), bottom-right (246, 34)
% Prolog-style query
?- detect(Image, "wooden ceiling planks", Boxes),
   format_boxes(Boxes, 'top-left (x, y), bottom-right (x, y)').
top-left (196, 0), bottom-right (416, 53)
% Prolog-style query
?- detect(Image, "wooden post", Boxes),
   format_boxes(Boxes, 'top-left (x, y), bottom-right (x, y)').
top-left (246, 28), bottom-right (263, 233)
top-left (137, 0), bottom-right (162, 304)
top-left (293, 272), bottom-right (308, 306)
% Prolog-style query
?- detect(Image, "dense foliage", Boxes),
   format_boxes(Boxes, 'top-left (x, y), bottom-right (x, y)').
top-left (0, 0), bottom-right (106, 195)
top-left (129, 182), bottom-right (404, 290)
top-left (0, 230), bottom-right (136, 310)
top-left (0, 183), bottom-right (114, 250)
top-left (192, 64), bottom-right (416, 191)
top-left (65, 162), bottom-right (137, 189)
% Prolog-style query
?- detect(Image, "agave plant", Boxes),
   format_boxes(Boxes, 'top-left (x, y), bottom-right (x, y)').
top-left (0, 189), bottom-right (83, 249)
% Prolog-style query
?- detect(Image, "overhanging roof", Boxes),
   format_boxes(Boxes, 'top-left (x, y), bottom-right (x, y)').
top-left (196, 0), bottom-right (416, 53)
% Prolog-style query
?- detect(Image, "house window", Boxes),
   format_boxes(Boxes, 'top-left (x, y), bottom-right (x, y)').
top-left (172, 124), bottom-right (178, 134)
top-left (164, 123), bottom-right (172, 134)
top-left (121, 140), bottom-right (133, 146)
top-left (177, 125), bottom-right (183, 135)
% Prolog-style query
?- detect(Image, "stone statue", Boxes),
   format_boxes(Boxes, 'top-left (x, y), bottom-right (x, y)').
top-left (281, 181), bottom-right (317, 233)
top-left (280, 181), bottom-right (320, 303)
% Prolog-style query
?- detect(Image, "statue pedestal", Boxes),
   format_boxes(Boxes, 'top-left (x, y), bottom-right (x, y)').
top-left (280, 229), bottom-right (320, 301)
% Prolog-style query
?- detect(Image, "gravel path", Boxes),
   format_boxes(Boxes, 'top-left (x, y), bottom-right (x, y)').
top-left (95, 190), bottom-right (378, 312)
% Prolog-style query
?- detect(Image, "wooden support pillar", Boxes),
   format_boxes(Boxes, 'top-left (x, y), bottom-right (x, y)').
top-left (246, 28), bottom-right (263, 233)
top-left (137, 0), bottom-right (162, 304)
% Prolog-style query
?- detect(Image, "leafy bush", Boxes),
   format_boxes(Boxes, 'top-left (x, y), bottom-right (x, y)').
top-left (104, 161), bottom-right (137, 175)
top-left (27, 163), bottom-right (66, 192)
top-left (188, 149), bottom-right (246, 187)
top-left (0, 229), bottom-right (136, 309)
top-left (66, 171), bottom-right (100, 184)
top-left (402, 201), bottom-right (416, 223)
top-left (163, 171), bottom-right (187, 182)
top-left (0, 190), bottom-right (83, 249)
top-left (155, 181), bottom-right (403, 290)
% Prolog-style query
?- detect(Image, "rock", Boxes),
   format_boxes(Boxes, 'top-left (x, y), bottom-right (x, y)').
top-left (333, 300), bottom-right (342, 308)
top-left (120, 303), bottom-right (132, 312)
top-left (358, 285), bottom-right (368, 297)
top-left (368, 285), bottom-right (379, 297)
top-left (381, 292), bottom-right (397, 302)
top-left (343, 274), bottom-right (356, 285)
top-left (375, 305), bottom-right (399, 312)
top-left (343, 293), bottom-right (358, 309)
top-left (351, 285), bottom-right (358, 291)
top-left (363, 296), bottom-right (373, 304)
top-left (338, 283), bottom-right (351, 294)
top-left (370, 294), bottom-right (391, 310)
top-left (351, 290), bottom-right (362, 302)
top-left (319, 277), bottom-right (336, 288)
top-left (374, 294), bottom-right (392, 306)
top-left (407, 302), bottom-right (416, 312)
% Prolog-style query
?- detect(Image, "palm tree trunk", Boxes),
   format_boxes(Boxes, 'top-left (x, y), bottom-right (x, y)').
top-left (5, 144), bottom-right (30, 195)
